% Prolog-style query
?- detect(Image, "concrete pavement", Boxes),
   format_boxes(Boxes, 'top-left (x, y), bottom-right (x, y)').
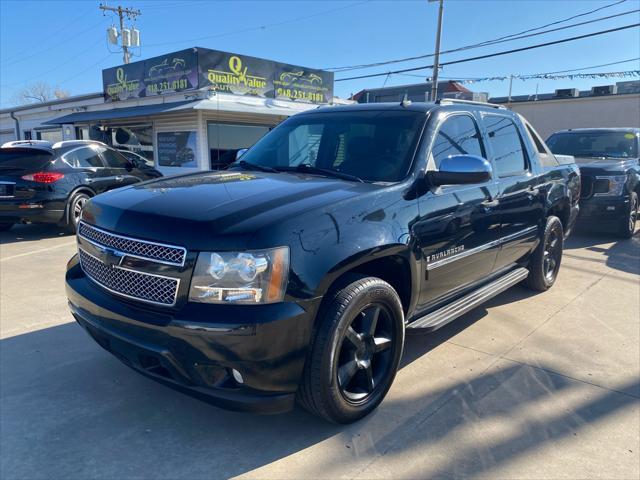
top-left (1, 224), bottom-right (638, 479)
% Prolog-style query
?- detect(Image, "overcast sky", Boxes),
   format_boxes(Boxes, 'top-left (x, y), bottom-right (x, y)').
top-left (1, 0), bottom-right (639, 108)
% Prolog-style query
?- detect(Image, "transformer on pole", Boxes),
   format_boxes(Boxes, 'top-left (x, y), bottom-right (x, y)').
top-left (99, 4), bottom-right (141, 64)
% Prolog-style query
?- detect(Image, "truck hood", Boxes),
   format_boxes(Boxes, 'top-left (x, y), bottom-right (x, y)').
top-left (575, 157), bottom-right (638, 175)
top-left (81, 170), bottom-right (373, 250)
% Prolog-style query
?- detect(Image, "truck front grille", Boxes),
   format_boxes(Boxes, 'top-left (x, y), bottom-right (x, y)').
top-left (580, 176), bottom-right (593, 199)
top-left (78, 222), bottom-right (186, 266)
top-left (79, 248), bottom-right (179, 306)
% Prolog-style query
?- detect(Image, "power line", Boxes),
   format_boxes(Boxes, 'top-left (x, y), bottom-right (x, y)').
top-left (56, 54), bottom-right (117, 87)
top-left (329, 7), bottom-right (639, 73)
top-left (335, 23), bottom-right (640, 82)
top-left (1, 37), bottom-right (107, 88)
top-left (143, 0), bottom-right (369, 48)
top-left (0, 5), bottom-right (97, 64)
top-left (471, 0), bottom-right (627, 44)
top-left (396, 57), bottom-right (640, 80)
top-left (0, 18), bottom-right (109, 68)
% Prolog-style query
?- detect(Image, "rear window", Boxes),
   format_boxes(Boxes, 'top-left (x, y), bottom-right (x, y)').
top-left (0, 148), bottom-right (53, 172)
top-left (546, 131), bottom-right (638, 159)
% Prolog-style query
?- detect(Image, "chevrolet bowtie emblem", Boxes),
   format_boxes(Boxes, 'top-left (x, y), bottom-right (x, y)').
top-left (94, 244), bottom-right (125, 267)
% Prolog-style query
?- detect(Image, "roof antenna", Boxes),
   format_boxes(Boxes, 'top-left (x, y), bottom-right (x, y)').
top-left (400, 93), bottom-right (411, 107)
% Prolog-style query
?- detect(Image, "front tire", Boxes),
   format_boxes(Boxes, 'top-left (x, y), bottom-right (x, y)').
top-left (526, 216), bottom-right (563, 292)
top-left (618, 192), bottom-right (638, 239)
top-left (297, 275), bottom-right (405, 424)
top-left (65, 192), bottom-right (90, 234)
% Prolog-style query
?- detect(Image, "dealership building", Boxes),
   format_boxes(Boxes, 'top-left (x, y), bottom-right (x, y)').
top-left (0, 47), bottom-right (345, 175)
top-left (490, 80), bottom-right (640, 139)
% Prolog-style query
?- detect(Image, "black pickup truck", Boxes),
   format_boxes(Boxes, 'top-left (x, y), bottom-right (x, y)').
top-left (66, 100), bottom-right (580, 423)
top-left (546, 128), bottom-right (639, 238)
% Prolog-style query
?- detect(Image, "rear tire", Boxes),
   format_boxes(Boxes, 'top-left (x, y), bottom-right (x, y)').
top-left (65, 192), bottom-right (90, 234)
top-left (0, 222), bottom-right (13, 232)
top-left (618, 192), bottom-right (638, 239)
top-left (297, 275), bottom-right (405, 424)
top-left (525, 216), bottom-right (563, 292)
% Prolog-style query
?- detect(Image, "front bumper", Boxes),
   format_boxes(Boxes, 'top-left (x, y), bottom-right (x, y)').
top-left (66, 255), bottom-right (320, 414)
top-left (578, 195), bottom-right (629, 225)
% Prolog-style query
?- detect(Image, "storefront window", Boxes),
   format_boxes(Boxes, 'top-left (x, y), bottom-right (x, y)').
top-left (207, 123), bottom-right (270, 169)
top-left (157, 131), bottom-right (198, 168)
top-left (109, 124), bottom-right (154, 164)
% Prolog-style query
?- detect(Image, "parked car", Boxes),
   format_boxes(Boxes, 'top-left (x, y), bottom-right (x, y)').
top-left (66, 100), bottom-right (579, 423)
top-left (117, 149), bottom-right (163, 177)
top-left (546, 128), bottom-right (639, 238)
top-left (0, 140), bottom-right (162, 233)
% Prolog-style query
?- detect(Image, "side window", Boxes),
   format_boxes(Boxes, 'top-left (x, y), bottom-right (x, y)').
top-left (525, 123), bottom-right (547, 154)
top-left (484, 116), bottom-right (527, 177)
top-left (63, 147), bottom-right (104, 168)
top-left (432, 115), bottom-right (484, 168)
top-left (99, 147), bottom-right (130, 169)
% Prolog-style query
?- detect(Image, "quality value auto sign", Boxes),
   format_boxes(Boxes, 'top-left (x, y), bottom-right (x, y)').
top-left (102, 48), bottom-right (199, 102)
top-left (102, 47), bottom-right (334, 104)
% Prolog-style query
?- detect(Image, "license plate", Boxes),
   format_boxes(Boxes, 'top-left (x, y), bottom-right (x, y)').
top-left (0, 184), bottom-right (14, 197)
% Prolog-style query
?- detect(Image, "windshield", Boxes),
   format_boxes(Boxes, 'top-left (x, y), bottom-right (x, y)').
top-left (546, 131), bottom-right (638, 159)
top-left (233, 110), bottom-right (425, 182)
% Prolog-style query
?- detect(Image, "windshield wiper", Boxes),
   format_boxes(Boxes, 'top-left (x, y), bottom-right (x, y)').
top-left (236, 160), bottom-right (279, 173)
top-left (278, 164), bottom-right (365, 183)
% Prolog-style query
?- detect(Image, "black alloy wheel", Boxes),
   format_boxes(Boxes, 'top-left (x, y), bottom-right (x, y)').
top-left (543, 226), bottom-right (562, 283)
top-left (297, 275), bottom-right (405, 423)
top-left (525, 215), bottom-right (563, 292)
top-left (336, 304), bottom-right (395, 403)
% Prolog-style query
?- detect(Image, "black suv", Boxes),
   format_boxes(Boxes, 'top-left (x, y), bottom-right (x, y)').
top-left (0, 140), bottom-right (162, 233)
top-left (66, 101), bottom-right (579, 423)
top-left (546, 128), bottom-right (639, 238)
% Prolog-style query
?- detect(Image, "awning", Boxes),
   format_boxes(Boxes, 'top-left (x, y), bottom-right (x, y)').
top-left (44, 100), bottom-right (198, 125)
top-left (192, 95), bottom-right (318, 117)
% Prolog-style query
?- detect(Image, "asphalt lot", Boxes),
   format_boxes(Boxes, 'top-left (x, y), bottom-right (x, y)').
top-left (1, 224), bottom-right (638, 480)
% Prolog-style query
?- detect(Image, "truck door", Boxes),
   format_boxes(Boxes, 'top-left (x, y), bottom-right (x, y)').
top-left (481, 114), bottom-right (543, 270)
top-left (415, 112), bottom-right (501, 310)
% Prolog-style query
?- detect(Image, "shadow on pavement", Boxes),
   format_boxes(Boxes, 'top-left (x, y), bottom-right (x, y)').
top-left (4, 280), bottom-right (621, 479)
top-left (0, 223), bottom-right (70, 245)
top-left (564, 231), bottom-right (640, 276)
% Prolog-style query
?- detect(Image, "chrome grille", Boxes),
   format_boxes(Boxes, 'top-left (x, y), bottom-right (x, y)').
top-left (79, 249), bottom-right (179, 306)
top-left (78, 222), bottom-right (186, 266)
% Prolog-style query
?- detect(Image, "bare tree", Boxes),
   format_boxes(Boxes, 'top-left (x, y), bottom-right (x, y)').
top-left (10, 82), bottom-right (70, 106)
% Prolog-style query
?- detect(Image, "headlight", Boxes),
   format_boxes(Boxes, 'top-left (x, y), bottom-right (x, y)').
top-left (188, 247), bottom-right (289, 304)
top-left (594, 175), bottom-right (626, 196)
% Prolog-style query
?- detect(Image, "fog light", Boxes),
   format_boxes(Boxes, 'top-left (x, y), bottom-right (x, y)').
top-left (231, 368), bottom-right (244, 384)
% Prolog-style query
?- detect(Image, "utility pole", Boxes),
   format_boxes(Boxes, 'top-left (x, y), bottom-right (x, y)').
top-left (429, 0), bottom-right (444, 102)
top-left (99, 4), bottom-right (141, 64)
top-left (507, 74), bottom-right (514, 107)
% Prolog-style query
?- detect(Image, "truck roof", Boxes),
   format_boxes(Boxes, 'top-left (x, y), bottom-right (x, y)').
top-left (308, 100), bottom-right (509, 115)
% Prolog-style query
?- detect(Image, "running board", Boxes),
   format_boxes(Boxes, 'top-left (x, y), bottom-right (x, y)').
top-left (407, 267), bottom-right (529, 331)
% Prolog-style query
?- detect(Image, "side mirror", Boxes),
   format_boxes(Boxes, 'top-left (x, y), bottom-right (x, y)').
top-left (125, 161), bottom-right (134, 172)
top-left (236, 148), bottom-right (248, 160)
top-left (427, 155), bottom-right (492, 186)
